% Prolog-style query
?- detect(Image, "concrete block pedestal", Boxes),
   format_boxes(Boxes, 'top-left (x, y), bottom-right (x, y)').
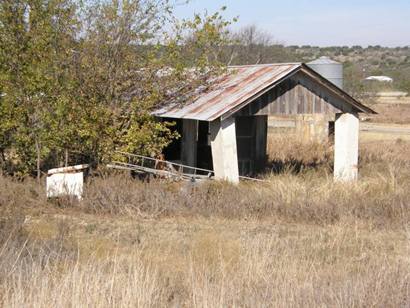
top-left (46, 164), bottom-right (89, 199)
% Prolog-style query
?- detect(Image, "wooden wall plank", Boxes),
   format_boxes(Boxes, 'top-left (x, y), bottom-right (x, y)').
top-left (239, 71), bottom-right (348, 117)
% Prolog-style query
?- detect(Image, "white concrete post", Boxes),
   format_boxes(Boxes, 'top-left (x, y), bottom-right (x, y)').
top-left (334, 113), bottom-right (359, 181)
top-left (181, 119), bottom-right (198, 173)
top-left (210, 117), bottom-right (239, 183)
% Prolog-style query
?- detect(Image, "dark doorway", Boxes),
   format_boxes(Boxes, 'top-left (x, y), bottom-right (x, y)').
top-left (328, 121), bottom-right (335, 143)
top-left (197, 121), bottom-right (213, 170)
top-left (162, 118), bottom-right (182, 161)
top-left (236, 116), bottom-right (256, 176)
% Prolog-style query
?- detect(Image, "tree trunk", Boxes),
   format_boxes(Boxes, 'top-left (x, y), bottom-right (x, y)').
top-left (35, 139), bottom-right (41, 182)
top-left (65, 148), bottom-right (68, 167)
top-left (0, 149), bottom-right (4, 176)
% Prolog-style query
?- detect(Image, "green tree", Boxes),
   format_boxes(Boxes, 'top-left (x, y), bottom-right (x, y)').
top-left (0, 0), bottom-right (234, 176)
top-left (343, 62), bottom-right (366, 98)
top-left (0, 0), bottom-right (78, 177)
top-left (72, 1), bottom-right (233, 165)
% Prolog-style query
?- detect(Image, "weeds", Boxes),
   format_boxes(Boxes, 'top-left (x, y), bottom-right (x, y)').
top-left (0, 140), bottom-right (409, 306)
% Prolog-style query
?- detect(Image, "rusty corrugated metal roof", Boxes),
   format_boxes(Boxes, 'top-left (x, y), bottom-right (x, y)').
top-left (152, 63), bottom-right (375, 121)
top-left (153, 63), bottom-right (301, 121)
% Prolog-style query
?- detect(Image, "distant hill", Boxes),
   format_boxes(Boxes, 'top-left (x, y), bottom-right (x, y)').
top-left (290, 45), bottom-right (410, 95)
top-left (226, 45), bottom-right (410, 97)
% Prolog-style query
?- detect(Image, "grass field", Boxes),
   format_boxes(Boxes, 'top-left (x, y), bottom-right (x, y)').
top-left (366, 101), bottom-right (410, 125)
top-left (0, 137), bottom-right (409, 307)
top-left (360, 123), bottom-right (410, 142)
top-left (360, 100), bottom-right (410, 141)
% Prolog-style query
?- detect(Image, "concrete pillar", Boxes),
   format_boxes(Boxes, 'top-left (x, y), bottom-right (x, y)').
top-left (334, 113), bottom-right (359, 181)
top-left (210, 117), bottom-right (239, 183)
top-left (181, 119), bottom-right (198, 173)
top-left (255, 115), bottom-right (268, 171)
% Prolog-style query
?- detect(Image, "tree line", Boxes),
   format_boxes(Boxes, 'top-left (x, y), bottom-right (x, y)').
top-left (0, 0), bottom-right (234, 177)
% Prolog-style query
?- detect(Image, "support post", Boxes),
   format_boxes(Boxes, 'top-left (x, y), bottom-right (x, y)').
top-left (210, 117), bottom-right (239, 183)
top-left (334, 113), bottom-right (359, 181)
top-left (181, 119), bottom-right (198, 173)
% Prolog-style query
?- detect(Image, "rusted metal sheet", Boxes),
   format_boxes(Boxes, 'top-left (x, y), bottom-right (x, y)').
top-left (153, 63), bottom-right (376, 122)
top-left (153, 64), bottom-right (301, 121)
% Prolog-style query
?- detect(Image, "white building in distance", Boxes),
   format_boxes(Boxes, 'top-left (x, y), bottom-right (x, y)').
top-left (365, 76), bottom-right (393, 82)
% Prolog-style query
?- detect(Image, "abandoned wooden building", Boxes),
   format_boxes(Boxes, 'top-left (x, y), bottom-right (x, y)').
top-left (153, 63), bottom-right (376, 183)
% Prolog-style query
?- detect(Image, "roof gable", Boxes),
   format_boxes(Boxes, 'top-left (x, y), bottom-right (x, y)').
top-left (235, 71), bottom-right (343, 117)
top-left (153, 63), bottom-right (375, 121)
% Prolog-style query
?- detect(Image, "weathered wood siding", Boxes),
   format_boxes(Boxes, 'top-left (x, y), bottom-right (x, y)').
top-left (236, 72), bottom-right (353, 116)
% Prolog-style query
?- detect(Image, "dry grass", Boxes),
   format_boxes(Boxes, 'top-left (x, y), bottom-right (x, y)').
top-left (367, 103), bottom-right (410, 124)
top-left (267, 134), bottom-right (333, 173)
top-left (0, 215), bottom-right (408, 307)
top-left (0, 138), bottom-right (410, 307)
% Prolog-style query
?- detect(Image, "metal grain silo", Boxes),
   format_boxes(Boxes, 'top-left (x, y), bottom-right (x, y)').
top-left (307, 56), bottom-right (343, 89)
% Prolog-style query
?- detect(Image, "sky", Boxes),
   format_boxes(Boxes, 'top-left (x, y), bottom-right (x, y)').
top-left (173, 0), bottom-right (410, 47)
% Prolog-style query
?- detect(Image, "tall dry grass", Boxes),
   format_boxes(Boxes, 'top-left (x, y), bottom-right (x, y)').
top-left (0, 138), bottom-right (409, 307)
top-left (368, 103), bottom-right (410, 124)
top-left (0, 217), bottom-right (408, 307)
